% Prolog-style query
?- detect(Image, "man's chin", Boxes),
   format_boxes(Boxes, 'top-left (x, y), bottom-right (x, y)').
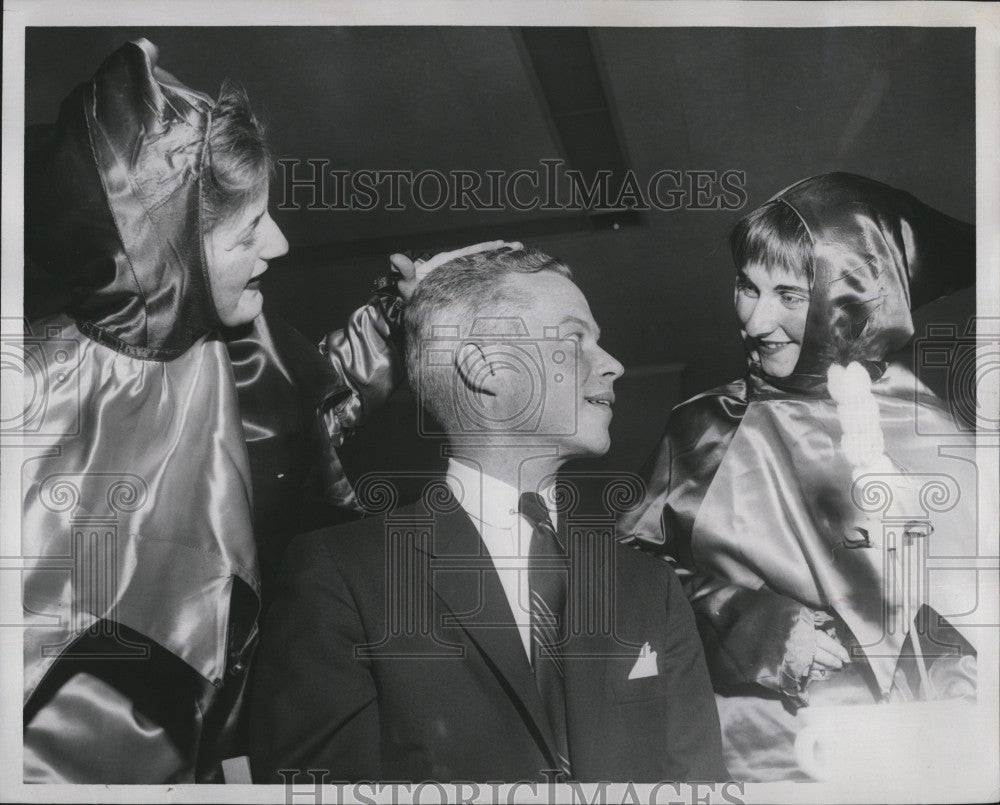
top-left (592, 438), bottom-right (612, 457)
top-left (563, 433), bottom-right (612, 460)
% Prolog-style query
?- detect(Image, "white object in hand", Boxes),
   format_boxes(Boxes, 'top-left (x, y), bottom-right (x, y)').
top-left (827, 362), bottom-right (889, 476)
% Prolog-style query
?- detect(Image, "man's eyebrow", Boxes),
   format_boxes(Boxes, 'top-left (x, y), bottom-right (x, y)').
top-left (775, 283), bottom-right (809, 293)
top-left (559, 315), bottom-right (600, 339)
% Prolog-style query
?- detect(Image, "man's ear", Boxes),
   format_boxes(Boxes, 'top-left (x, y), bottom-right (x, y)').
top-left (455, 341), bottom-right (500, 397)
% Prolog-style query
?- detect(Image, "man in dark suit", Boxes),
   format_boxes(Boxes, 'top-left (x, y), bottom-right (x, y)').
top-left (249, 247), bottom-right (727, 783)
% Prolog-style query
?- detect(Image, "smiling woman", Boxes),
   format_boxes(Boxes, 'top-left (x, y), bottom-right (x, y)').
top-left (734, 261), bottom-right (810, 378)
top-left (731, 198), bottom-right (815, 379)
top-left (619, 172), bottom-right (978, 781)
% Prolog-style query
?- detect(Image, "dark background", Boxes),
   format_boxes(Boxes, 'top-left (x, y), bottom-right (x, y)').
top-left (25, 27), bottom-right (976, 486)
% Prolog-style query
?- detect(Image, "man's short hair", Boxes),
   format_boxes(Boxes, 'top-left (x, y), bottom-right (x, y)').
top-left (404, 246), bottom-right (573, 432)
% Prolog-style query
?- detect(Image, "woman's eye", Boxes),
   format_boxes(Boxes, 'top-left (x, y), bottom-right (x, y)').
top-left (780, 292), bottom-right (808, 307)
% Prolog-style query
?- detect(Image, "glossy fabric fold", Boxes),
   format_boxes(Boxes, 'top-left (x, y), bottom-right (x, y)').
top-left (22, 315), bottom-right (259, 702)
top-left (20, 40), bottom-right (263, 782)
top-left (26, 40), bottom-right (216, 359)
top-left (223, 306), bottom-right (400, 580)
top-left (760, 173), bottom-right (974, 394)
top-left (691, 369), bottom-right (976, 694)
top-left (318, 299), bottom-right (403, 444)
top-left (24, 633), bottom-right (212, 783)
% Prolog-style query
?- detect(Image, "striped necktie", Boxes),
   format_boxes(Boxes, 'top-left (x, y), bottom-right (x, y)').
top-left (518, 492), bottom-right (572, 779)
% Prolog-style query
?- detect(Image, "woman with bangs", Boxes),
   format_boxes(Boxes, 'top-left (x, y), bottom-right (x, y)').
top-left (619, 172), bottom-right (979, 781)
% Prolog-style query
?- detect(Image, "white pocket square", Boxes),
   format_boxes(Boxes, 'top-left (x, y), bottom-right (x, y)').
top-left (628, 641), bottom-right (659, 679)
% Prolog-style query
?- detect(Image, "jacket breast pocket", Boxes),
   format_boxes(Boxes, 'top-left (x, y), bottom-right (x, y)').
top-left (612, 671), bottom-right (666, 704)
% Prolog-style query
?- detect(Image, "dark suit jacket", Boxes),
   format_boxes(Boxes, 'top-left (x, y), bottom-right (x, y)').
top-left (249, 492), bottom-right (726, 783)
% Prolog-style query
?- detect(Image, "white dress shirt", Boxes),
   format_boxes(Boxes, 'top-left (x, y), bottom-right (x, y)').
top-left (445, 458), bottom-right (559, 662)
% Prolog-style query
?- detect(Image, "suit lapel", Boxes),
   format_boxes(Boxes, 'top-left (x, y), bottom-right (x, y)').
top-left (419, 500), bottom-right (561, 769)
top-left (560, 528), bottom-right (631, 772)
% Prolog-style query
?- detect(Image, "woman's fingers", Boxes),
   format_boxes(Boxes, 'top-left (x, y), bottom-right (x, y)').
top-left (392, 240), bottom-right (526, 301)
top-left (389, 252), bottom-right (417, 280)
top-left (389, 253), bottom-right (419, 301)
top-left (817, 630), bottom-right (851, 663)
top-left (812, 630), bottom-right (851, 671)
top-left (812, 647), bottom-right (843, 671)
top-left (416, 240), bottom-right (523, 281)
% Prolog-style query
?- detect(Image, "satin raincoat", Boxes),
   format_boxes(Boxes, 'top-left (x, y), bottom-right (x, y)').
top-left (618, 173), bottom-right (979, 781)
top-left (21, 40), bottom-right (401, 783)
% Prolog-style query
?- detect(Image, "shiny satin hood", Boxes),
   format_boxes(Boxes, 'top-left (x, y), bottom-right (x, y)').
top-left (26, 39), bottom-right (216, 360)
top-left (759, 172), bottom-right (974, 392)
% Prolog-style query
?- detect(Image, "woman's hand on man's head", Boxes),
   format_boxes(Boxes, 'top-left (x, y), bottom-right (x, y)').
top-left (390, 240), bottom-right (524, 301)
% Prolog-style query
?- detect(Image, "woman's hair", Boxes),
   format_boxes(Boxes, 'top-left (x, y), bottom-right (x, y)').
top-left (729, 199), bottom-right (814, 283)
top-left (201, 81), bottom-right (272, 231)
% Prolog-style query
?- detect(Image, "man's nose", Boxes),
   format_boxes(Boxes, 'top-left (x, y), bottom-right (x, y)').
top-left (597, 346), bottom-right (625, 381)
top-left (260, 213), bottom-right (289, 260)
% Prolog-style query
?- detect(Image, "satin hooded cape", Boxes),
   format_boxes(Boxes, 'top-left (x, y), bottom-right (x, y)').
top-left (21, 40), bottom-right (399, 782)
top-left (619, 173), bottom-right (977, 716)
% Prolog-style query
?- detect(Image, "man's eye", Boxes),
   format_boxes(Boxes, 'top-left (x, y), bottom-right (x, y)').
top-left (736, 280), bottom-right (758, 297)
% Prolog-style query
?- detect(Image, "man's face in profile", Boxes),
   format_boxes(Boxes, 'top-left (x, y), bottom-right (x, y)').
top-left (485, 271), bottom-right (624, 459)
